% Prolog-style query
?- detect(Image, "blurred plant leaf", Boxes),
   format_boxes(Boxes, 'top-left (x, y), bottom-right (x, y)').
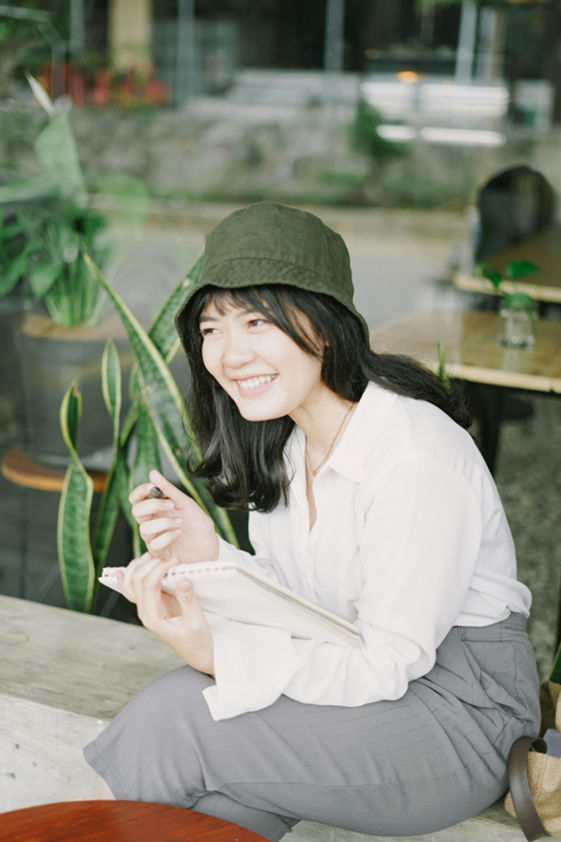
top-left (91, 342), bottom-right (123, 573)
top-left (26, 72), bottom-right (55, 115)
top-left (476, 262), bottom-right (502, 292)
top-left (503, 291), bottom-right (536, 312)
top-left (505, 259), bottom-right (539, 280)
top-left (57, 383), bottom-right (96, 612)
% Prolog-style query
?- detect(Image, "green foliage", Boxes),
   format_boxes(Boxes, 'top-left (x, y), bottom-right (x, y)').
top-left (57, 384), bottom-right (96, 612)
top-left (476, 259), bottom-right (538, 313)
top-left (0, 78), bottom-right (108, 326)
top-left (436, 341), bottom-right (450, 388)
top-left (349, 103), bottom-right (405, 168)
top-left (57, 254), bottom-right (238, 613)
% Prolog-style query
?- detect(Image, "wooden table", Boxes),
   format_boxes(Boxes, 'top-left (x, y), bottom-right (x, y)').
top-left (453, 226), bottom-right (561, 305)
top-left (370, 308), bottom-right (561, 470)
top-left (0, 800), bottom-right (267, 842)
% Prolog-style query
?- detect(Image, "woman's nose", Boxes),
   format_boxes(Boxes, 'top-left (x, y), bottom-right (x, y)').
top-left (221, 330), bottom-right (255, 366)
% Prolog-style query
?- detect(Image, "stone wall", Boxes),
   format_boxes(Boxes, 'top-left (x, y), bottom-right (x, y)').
top-left (2, 98), bottom-right (561, 209)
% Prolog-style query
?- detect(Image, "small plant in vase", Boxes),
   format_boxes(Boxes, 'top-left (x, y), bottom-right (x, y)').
top-left (476, 259), bottom-right (539, 348)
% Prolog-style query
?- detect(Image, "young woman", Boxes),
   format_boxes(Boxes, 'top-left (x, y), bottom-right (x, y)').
top-left (84, 201), bottom-right (540, 840)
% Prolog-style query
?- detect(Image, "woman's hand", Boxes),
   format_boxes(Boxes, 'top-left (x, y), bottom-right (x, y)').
top-left (129, 469), bottom-right (219, 564)
top-left (119, 554), bottom-right (214, 675)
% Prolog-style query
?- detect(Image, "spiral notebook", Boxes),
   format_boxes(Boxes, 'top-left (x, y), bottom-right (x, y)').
top-left (99, 560), bottom-right (360, 647)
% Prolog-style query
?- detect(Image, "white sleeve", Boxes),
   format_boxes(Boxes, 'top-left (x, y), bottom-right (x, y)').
top-left (203, 457), bottom-right (484, 720)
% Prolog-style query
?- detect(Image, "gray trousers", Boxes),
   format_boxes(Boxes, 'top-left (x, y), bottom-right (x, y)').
top-left (84, 614), bottom-right (540, 840)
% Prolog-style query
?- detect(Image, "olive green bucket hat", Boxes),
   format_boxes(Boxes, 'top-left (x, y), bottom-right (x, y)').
top-left (175, 201), bottom-right (369, 339)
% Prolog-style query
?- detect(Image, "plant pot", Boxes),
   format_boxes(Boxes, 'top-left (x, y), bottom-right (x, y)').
top-left (0, 298), bottom-right (25, 441)
top-left (18, 312), bottom-right (134, 468)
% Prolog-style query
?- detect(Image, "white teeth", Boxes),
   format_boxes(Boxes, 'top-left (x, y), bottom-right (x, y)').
top-left (238, 375), bottom-right (274, 389)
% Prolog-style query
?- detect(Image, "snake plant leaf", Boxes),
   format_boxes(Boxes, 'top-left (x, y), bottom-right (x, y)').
top-left (57, 383), bottom-right (96, 612)
top-left (132, 399), bottom-right (162, 490)
top-left (84, 254), bottom-right (237, 545)
top-left (130, 401), bottom-right (162, 558)
top-left (505, 259), bottom-right (539, 280)
top-left (101, 341), bottom-right (122, 444)
top-left (91, 342), bottom-right (123, 571)
top-left (119, 258), bottom-right (199, 445)
top-left (148, 253), bottom-right (203, 359)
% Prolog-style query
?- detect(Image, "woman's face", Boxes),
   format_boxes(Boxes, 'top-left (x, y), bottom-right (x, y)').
top-left (199, 299), bottom-right (328, 423)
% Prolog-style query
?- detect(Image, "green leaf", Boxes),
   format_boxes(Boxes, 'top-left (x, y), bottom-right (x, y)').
top-left (101, 341), bottom-right (122, 445)
top-left (26, 73), bottom-right (55, 115)
top-left (57, 383), bottom-right (96, 612)
top-left (91, 342), bottom-right (124, 571)
top-left (132, 402), bottom-right (163, 490)
top-left (35, 111), bottom-right (86, 202)
top-left (28, 261), bottom-right (61, 299)
top-left (503, 291), bottom-right (536, 312)
top-left (505, 259), bottom-right (539, 280)
top-left (475, 262), bottom-right (502, 292)
top-left (0, 174), bottom-right (57, 204)
top-left (0, 251), bottom-right (29, 294)
top-left (148, 253), bottom-right (203, 358)
top-left (436, 341), bottom-right (449, 388)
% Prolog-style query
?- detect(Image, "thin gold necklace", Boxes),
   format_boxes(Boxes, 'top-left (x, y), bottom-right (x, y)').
top-left (305, 402), bottom-right (355, 478)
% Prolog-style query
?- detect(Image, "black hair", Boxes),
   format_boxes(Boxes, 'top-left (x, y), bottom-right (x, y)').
top-left (177, 284), bottom-right (471, 513)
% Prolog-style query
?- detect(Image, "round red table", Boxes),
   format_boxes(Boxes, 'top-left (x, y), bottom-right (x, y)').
top-left (0, 801), bottom-right (269, 842)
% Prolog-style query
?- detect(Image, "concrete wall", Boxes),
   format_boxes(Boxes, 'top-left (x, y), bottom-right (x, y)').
top-left (2, 99), bottom-right (560, 209)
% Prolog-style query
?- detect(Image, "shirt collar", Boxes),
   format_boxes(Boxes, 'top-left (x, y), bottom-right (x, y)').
top-left (287, 382), bottom-right (398, 484)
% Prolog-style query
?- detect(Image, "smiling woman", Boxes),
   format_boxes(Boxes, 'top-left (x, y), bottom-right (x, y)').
top-left (199, 300), bottom-right (326, 425)
top-left (83, 201), bottom-right (540, 842)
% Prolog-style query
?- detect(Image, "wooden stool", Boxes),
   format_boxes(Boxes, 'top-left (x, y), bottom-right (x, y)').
top-left (0, 446), bottom-right (108, 601)
top-left (1, 445), bottom-right (107, 493)
top-left (0, 800), bottom-right (268, 842)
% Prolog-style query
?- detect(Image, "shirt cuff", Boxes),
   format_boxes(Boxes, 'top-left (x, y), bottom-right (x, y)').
top-left (202, 617), bottom-right (308, 720)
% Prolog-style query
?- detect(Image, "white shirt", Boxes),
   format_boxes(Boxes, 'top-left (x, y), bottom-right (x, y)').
top-left (202, 382), bottom-right (531, 720)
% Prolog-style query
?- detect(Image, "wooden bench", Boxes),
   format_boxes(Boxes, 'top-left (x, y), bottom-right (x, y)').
top-left (0, 595), bottom-right (526, 841)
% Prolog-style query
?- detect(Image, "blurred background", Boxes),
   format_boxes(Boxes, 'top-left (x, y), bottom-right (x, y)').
top-left (1, 0), bottom-right (560, 676)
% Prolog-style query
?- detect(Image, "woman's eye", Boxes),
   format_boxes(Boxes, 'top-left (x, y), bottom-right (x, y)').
top-left (248, 317), bottom-right (267, 328)
top-left (200, 326), bottom-right (218, 337)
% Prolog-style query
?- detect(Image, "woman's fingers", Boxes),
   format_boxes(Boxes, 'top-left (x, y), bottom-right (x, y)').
top-left (142, 527), bottom-right (182, 554)
top-left (148, 470), bottom-right (191, 509)
top-left (130, 497), bottom-right (175, 522)
top-left (128, 482), bottom-right (154, 506)
top-left (123, 554), bottom-right (176, 606)
top-left (138, 514), bottom-right (182, 538)
top-left (121, 552), bottom-right (151, 601)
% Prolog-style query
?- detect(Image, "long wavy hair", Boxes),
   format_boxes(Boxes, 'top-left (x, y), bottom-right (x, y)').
top-left (177, 284), bottom-right (471, 513)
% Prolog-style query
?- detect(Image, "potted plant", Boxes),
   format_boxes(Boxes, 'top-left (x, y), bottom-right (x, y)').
top-left (0, 77), bottom-right (125, 464)
top-left (56, 253), bottom-right (239, 613)
top-left (476, 259), bottom-right (539, 348)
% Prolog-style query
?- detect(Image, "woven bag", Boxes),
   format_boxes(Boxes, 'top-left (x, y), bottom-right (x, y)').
top-left (506, 681), bottom-right (561, 840)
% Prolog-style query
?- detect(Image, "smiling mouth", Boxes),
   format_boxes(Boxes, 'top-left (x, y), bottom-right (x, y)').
top-left (235, 374), bottom-right (277, 393)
